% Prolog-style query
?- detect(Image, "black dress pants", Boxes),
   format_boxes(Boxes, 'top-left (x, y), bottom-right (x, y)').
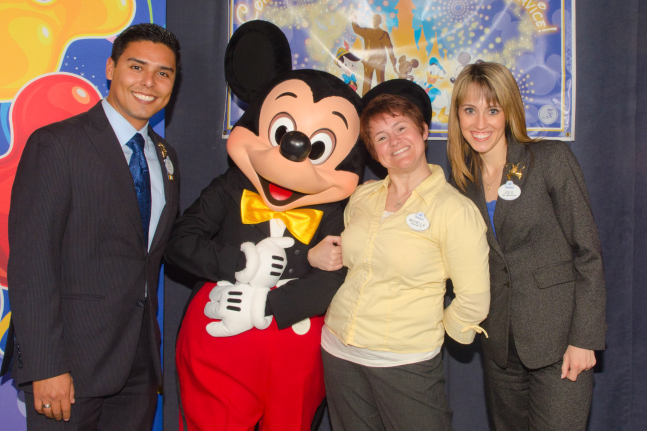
top-left (483, 332), bottom-right (593, 431)
top-left (25, 303), bottom-right (158, 431)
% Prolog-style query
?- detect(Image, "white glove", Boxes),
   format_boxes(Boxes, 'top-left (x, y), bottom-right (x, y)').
top-left (204, 280), bottom-right (233, 319)
top-left (205, 283), bottom-right (273, 337)
top-left (235, 219), bottom-right (295, 288)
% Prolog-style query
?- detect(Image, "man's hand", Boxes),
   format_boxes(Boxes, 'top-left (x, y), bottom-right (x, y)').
top-left (33, 373), bottom-right (75, 421)
top-left (561, 345), bottom-right (596, 382)
top-left (308, 236), bottom-right (343, 271)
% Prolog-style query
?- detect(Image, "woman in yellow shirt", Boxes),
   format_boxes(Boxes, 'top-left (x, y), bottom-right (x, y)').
top-left (308, 81), bottom-right (491, 431)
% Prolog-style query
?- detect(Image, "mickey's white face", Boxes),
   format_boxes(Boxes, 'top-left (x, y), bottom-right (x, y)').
top-left (227, 79), bottom-right (361, 212)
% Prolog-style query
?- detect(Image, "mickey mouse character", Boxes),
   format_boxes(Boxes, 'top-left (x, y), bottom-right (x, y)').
top-left (164, 21), bottom-right (365, 431)
top-left (396, 54), bottom-right (419, 81)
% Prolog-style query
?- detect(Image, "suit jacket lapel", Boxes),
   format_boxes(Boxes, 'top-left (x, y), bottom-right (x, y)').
top-left (149, 129), bottom-right (172, 253)
top-left (84, 103), bottom-right (147, 250)
top-left (465, 177), bottom-right (504, 259)
top-left (493, 138), bottom-right (529, 238)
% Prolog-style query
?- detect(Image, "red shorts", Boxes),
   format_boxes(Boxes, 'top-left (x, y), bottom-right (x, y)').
top-left (176, 282), bottom-right (326, 431)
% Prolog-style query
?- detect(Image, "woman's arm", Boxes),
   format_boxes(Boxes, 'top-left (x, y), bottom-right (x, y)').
top-left (540, 142), bottom-right (606, 381)
top-left (441, 203), bottom-right (491, 344)
top-left (541, 142), bottom-right (606, 352)
top-left (307, 236), bottom-right (343, 271)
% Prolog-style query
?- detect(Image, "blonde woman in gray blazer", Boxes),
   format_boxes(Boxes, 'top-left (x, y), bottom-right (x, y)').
top-left (447, 62), bottom-right (606, 430)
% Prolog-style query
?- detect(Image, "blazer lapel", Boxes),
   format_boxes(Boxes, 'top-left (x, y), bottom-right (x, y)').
top-left (84, 103), bottom-right (147, 250)
top-left (149, 130), bottom-right (172, 253)
top-left (465, 177), bottom-right (504, 259)
top-left (493, 138), bottom-right (530, 238)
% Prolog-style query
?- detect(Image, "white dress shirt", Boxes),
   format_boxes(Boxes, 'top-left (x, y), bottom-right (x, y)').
top-left (101, 98), bottom-right (165, 251)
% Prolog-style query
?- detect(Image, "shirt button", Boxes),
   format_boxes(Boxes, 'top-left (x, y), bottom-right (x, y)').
top-left (288, 268), bottom-right (294, 275)
top-left (137, 300), bottom-right (145, 307)
top-left (294, 250), bottom-right (301, 256)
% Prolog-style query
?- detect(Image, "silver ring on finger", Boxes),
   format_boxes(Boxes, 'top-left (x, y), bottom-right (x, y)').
top-left (42, 404), bottom-right (52, 409)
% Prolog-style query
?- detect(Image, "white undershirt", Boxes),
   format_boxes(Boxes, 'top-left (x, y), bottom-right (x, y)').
top-left (321, 211), bottom-right (441, 367)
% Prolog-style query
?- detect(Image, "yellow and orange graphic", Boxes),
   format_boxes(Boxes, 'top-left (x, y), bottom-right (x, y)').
top-left (0, 0), bottom-right (135, 102)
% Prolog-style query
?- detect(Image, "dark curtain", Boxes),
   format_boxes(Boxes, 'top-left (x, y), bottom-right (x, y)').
top-left (164, 1), bottom-right (646, 429)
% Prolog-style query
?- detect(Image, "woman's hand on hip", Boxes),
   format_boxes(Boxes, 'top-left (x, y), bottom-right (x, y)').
top-left (561, 345), bottom-right (596, 382)
top-left (307, 235), bottom-right (343, 271)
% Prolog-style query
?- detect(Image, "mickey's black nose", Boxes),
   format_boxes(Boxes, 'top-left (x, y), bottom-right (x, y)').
top-left (279, 131), bottom-right (311, 162)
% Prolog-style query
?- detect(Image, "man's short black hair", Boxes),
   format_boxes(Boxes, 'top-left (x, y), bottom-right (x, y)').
top-left (111, 23), bottom-right (181, 67)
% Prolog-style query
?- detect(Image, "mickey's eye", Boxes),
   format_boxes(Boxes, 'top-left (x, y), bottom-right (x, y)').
top-left (269, 113), bottom-right (296, 146)
top-left (308, 129), bottom-right (336, 165)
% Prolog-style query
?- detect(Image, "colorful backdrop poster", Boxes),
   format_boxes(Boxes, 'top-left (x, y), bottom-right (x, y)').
top-left (225, 0), bottom-right (574, 140)
top-left (0, 1), bottom-right (166, 430)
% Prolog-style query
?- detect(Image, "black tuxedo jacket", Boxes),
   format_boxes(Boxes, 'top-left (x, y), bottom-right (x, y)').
top-left (5, 102), bottom-right (180, 396)
top-left (164, 167), bottom-right (348, 330)
top-left (455, 139), bottom-right (606, 369)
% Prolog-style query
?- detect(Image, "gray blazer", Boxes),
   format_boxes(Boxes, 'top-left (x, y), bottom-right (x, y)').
top-left (6, 102), bottom-right (180, 396)
top-left (455, 139), bottom-right (606, 369)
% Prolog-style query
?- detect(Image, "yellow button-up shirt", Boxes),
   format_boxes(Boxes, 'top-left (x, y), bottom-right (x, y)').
top-left (325, 165), bottom-right (490, 353)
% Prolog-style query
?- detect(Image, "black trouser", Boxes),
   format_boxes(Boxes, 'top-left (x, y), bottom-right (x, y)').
top-left (25, 304), bottom-right (158, 431)
top-left (322, 348), bottom-right (453, 431)
top-left (483, 332), bottom-right (593, 431)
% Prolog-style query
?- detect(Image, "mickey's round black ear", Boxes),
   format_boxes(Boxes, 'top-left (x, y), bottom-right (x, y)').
top-left (362, 79), bottom-right (432, 127)
top-left (225, 21), bottom-right (292, 104)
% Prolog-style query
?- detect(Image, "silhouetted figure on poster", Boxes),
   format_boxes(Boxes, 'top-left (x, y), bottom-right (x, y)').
top-left (351, 13), bottom-right (397, 96)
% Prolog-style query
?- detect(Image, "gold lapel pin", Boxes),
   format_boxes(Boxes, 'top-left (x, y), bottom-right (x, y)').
top-left (505, 162), bottom-right (525, 181)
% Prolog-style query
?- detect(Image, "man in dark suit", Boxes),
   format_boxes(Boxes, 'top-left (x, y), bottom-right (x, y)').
top-left (5, 23), bottom-right (181, 429)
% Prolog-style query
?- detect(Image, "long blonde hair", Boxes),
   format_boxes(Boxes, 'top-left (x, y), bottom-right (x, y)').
top-left (447, 62), bottom-right (535, 191)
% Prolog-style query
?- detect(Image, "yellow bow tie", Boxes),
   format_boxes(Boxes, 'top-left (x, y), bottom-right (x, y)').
top-left (240, 189), bottom-right (323, 245)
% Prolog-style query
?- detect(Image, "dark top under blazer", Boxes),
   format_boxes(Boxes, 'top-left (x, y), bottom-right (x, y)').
top-left (7, 102), bottom-right (180, 396)
top-left (164, 166), bottom-right (347, 330)
top-left (454, 139), bottom-right (606, 369)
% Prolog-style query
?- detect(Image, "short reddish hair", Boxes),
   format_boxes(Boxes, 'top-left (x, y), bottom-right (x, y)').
top-left (360, 94), bottom-right (426, 160)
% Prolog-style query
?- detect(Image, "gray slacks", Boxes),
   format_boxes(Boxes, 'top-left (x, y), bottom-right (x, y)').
top-left (484, 332), bottom-right (593, 431)
top-left (322, 348), bottom-right (453, 431)
top-left (25, 303), bottom-right (158, 431)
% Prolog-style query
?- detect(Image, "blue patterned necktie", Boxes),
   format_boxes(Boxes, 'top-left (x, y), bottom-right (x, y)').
top-left (126, 133), bottom-right (151, 245)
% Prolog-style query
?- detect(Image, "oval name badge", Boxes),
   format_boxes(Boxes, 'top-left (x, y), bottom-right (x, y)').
top-left (406, 212), bottom-right (430, 231)
top-left (498, 181), bottom-right (521, 201)
top-left (165, 156), bottom-right (174, 175)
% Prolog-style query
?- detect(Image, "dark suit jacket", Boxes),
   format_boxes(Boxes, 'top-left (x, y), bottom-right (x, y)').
top-left (164, 166), bottom-right (347, 330)
top-left (454, 139), bottom-right (606, 369)
top-left (5, 102), bottom-right (180, 397)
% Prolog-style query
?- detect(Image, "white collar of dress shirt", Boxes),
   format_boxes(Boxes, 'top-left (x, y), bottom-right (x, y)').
top-left (101, 98), bottom-right (150, 147)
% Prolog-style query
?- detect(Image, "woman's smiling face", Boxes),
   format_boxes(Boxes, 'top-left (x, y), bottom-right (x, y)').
top-left (458, 85), bottom-right (507, 156)
top-left (371, 113), bottom-right (428, 173)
